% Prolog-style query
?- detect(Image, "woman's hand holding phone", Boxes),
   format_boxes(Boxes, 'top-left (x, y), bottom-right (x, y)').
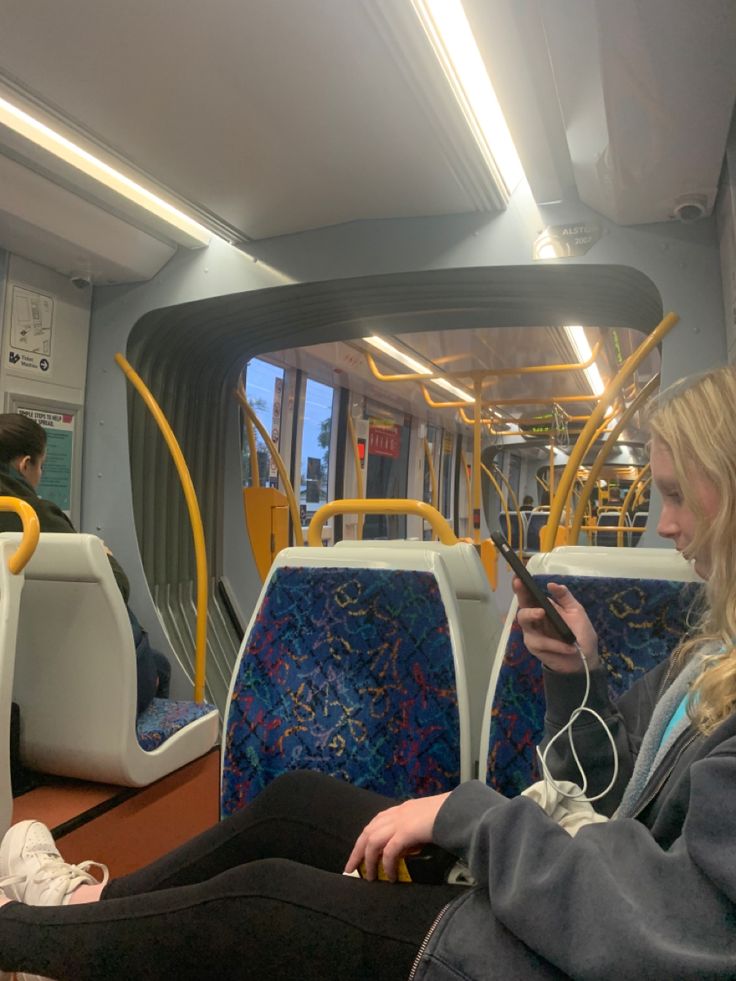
top-left (513, 578), bottom-right (600, 673)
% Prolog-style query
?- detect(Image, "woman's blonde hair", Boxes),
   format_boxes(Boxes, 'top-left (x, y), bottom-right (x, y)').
top-left (647, 363), bottom-right (736, 734)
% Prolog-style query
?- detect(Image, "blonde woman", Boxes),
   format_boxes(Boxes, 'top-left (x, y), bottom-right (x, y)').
top-left (0, 366), bottom-right (735, 980)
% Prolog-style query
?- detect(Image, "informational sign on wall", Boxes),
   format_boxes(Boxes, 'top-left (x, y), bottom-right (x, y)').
top-left (17, 407), bottom-right (75, 512)
top-left (8, 285), bottom-right (54, 376)
top-left (369, 423), bottom-right (401, 459)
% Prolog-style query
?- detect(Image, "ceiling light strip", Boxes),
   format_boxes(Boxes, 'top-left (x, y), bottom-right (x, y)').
top-left (0, 95), bottom-right (211, 246)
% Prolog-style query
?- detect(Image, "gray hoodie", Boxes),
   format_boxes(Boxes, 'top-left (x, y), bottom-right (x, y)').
top-left (412, 658), bottom-right (736, 980)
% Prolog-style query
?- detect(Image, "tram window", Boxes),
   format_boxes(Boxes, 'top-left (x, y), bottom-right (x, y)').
top-left (242, 358), bottom-right (285, 487)
top-left (300, 378), bottom-right (335, 520)
top-left (364, 417), bottom-right (411, 539)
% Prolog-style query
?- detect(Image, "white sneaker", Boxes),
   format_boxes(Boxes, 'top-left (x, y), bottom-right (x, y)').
top-left (0, 822), bottom-right (109, 981)
top-left (0, 819), bottom-right (109, 905)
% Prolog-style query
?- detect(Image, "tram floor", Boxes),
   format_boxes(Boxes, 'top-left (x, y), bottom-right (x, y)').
top-left (11, 747), bottom-right (220, 879)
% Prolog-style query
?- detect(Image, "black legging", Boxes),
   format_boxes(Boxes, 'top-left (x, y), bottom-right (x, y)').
top-left (0, 771), bottom-right (460, 981)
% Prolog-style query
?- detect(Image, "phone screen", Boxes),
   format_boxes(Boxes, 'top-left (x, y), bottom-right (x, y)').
top-left (490, 531), bottom-right (577, 644)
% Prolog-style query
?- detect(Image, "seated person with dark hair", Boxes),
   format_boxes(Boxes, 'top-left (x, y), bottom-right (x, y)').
top-left (0, 412), bottom-right (170, 714)
top-left (520, 494), bottom-right (534, 511)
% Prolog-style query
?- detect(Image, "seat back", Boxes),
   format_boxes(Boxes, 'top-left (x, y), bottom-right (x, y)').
top-left (479, 546), bottom-right (700, 798)
top-left (524, 508), bottom-right (549, 553)
top-left (0, 537), bottom-right (26, 835)
top-left (221, 544), bottom-right (473, 816)
top-left (632, 511), bottom-right (649, 547)
top-left (595, 508), bottom-right (629, 547)
top-left (334, 539), bottom-right (504, 778)
top-left (9, 533), bottom-right (218, 786)
top-left (506, 512), bottom-right (526, 551)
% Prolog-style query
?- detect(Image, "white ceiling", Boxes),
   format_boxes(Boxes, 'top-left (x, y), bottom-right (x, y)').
top-left (0, 0), bottom-right (735, 280)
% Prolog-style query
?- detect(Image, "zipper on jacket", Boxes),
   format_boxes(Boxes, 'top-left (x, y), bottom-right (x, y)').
top-left (631, 731), bottom-right (698, 819)
top-left (408, 901), bottom-right (453, 981)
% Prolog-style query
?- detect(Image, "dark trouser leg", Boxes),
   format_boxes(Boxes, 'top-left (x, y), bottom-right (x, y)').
top-left (105, 769), bottom-right (397, 898)
top-left (0, 859), bottom-right (459, 981)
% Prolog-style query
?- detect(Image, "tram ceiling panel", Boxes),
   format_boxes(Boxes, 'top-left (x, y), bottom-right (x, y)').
top-left (537, 0), bottom-right (736, 225)
top-left (0, 0), bottom-right (510, 242)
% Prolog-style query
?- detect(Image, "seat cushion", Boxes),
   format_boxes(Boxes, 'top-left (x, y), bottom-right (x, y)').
top-left (221, 565), bottom-right (461, 815)
top-left (137, 698), bottom-right (218, 751)
top-left (486, 575), bottom-right (702, 797)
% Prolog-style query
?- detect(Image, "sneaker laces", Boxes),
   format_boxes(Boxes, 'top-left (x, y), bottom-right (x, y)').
top-left (28, 844), bottom-right (109, 904)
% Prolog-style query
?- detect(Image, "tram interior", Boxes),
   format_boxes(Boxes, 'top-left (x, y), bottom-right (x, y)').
top-left (0, 0), bottom-right (735, 888)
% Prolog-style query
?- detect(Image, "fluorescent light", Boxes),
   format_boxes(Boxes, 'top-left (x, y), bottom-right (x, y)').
top-left (363, 336), bottom-right (477, 403)
top-left (432, 377), bottom-right (474, 403)
top-left (564, 325), bottom-right (605, 397)
top-left (363, 336), bottom-right (432, 375)
top-left (0, 95), bottom-right (211, 246)
top-left (410, 0), bottom-right (524, 197)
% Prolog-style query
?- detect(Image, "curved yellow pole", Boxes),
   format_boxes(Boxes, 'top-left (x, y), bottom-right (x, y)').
top-left (619, 464), bottom-right (651, 546)
top-left (235, 382), bottom-right (304, 547)
top-left (545, 313), bottom-right (678, 550)
top-left (634, 474), bottom-right (652, 509)
top-left (308, 499), bottom-right (458, 547)
top-left (346, 414), bottom-right (365, 540)
top-left (0, 497), bottom-right (40, 574)
top-left (490, 464), bottom-right (524, 556)
top-left (244, 414), bottom-right (260, 489)
top-left (115, 353), bottom-right (208, 703)
top-left (460, 449), bottom-right (472, 537)
top-left (480, 462), bottom-right (511, 542)
top-left (423, 437), bottom-right (439, 541)
top-left (569, 374), bottom-right (661, 545)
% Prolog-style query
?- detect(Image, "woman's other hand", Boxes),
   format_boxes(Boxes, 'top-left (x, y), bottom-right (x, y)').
top-left (513, 578), bottom-right (599, 673)
top-left (344, 793), bottom-right (450, 882)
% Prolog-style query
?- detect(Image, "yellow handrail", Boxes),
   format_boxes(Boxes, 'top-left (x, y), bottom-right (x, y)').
top-left (460, 449), bottom-right (472, 535)
top-left (489, 463), bottom-right (524, 557)
top-left (619, 464), bottom-right (651, 546)
top-left (569, 374), bottom-right (660, 545)
top-left (346, 414), bottom-right (365, 540)
top-left (245, 413), bottom-right (260, 489)
top-left (544, 313), bottom-right (679, 550)
top-left (308, 499), bottom-right (458, 547)
top-left (423, 438), bottom-right (439, 537)
top-left (481, 462), bottom-right (511, 541)
top-left (235, 382), bottom-right (304, 547)
top-left (0, 497), bottom-right (40, 574)
top-left (115, 353), bottom-right (208, 703)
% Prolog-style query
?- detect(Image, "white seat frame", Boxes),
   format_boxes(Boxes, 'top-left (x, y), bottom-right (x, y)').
top-left (5, 532), bottom-right (219, 787)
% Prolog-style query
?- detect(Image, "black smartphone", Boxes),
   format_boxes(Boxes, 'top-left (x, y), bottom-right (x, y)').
top-left (490, 531), bottom-right (577, 644)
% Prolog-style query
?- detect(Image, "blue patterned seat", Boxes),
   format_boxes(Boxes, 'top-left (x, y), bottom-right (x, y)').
top-left (221, 561), bottom-right (465, 816)
top-left (484, 574), bottom-right (702, 797)
top-left (137, 698), bottom-right (218, 751)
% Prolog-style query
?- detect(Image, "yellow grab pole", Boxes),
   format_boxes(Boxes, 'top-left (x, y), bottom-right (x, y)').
top-left (460, 449), bottom-right (472, 535)
top-left (472, 377), bottom-right (482, 544)
top-left (544, 313), bottom-right (678, 550)
top-left (481, 463), bottom-right (511, 541)
top-left (346, 414), bottom-right (365, 540)
top-left (115, 353), bottom-right (208, 703)
top-left (308, 499), bottom-right (458, 547)
top-left (235, 383), bottom-right (304, 547)
top-left (489, 463), bottom-right (524, 556)
top-left (620, 464), bottom-right (651, 546)
top-left (0, 497), bottom-right (40, 574)
top-left (569, 374), bottom-right (661, 545)
top-left (245, 414), bottom-right (260, 489)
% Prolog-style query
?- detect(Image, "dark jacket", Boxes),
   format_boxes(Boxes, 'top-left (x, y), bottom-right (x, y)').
top-left (415, 658), bottom-right (736, 981)
top-left (0, 462), bottom-right (130, 601)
